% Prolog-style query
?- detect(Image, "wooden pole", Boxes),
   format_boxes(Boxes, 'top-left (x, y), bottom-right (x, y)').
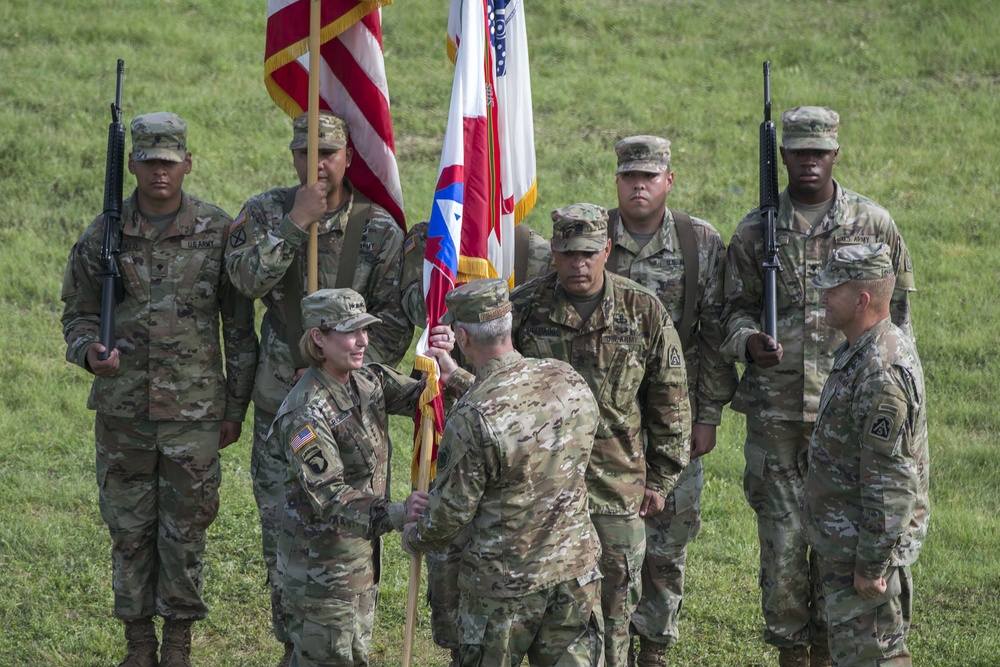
top-left (306, 0), bottom-right (321, 294)
top-left (401, 414), bottom-right (436, 666)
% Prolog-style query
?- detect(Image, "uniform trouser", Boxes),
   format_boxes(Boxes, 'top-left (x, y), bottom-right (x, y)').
top-left (815, 557), bottom-right (912, 667)
top-left (95, 413), bottom-right (221, 621)
top-left (592, 513), bottom-right (645, 667)
top-left (456, 576), bottom-right (604, 667)
top-left (427, 545), bottom-right (463, 649)
top-left (631, 457), bottom-right (703, 646)
top-left (252, 407), bottom-right (290, 643)
top-left (743, 416), bottom-right (825, 648)
top-left (285, 587), bottom-right (378, 667)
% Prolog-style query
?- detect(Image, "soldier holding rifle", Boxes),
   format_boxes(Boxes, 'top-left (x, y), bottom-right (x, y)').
top-left (61, 106), bottom-right (257, 666)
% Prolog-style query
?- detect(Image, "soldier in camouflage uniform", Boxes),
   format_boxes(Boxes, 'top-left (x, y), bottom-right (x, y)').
top-left (805, 244), bottom-right (928, 667)
top-left (607, 136), bottom-right (738, 665)
top-left (402, 279), bottom-right (604, 667)
top-left (399, 219), bottom-right (552, 664)
top-left (224, 112), bottom-right (412, 664)
top-left (720, 107), bottom-right (917, 667)
top-left (61, 113), bottom-right (258, 667)
top-left (510, 204), bottom-right (692, 667)
top-left (268, 289), bottom-right (448, 667)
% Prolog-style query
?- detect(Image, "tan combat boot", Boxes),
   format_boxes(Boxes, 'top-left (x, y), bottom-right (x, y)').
top-left (810, 642), bottom-right (832, 667)
top-left (636, 637), bottom-right (671, 667)
top-left (160, 619), bottom-right (194, 667)
top-left (778, 645), bottom-right (809, 667)
top-left (277, 642), bottom-right (293, 667)
top-left (118, 618), bottom-right (158, 667)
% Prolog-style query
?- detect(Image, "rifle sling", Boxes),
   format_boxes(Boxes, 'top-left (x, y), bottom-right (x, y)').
top-left (607, 208), bottom-right (699, 347)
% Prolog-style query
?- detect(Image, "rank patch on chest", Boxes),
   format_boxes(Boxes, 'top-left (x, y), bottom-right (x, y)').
top-left (668, 345), bottom-right (683, 368)
top-left (290, 424), bottom-right (317, 453)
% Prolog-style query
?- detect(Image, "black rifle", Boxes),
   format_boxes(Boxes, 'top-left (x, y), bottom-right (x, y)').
top-left (759, 61), bottom-right (781, 350)
top-left (98, 59), bottom-right (126, 361)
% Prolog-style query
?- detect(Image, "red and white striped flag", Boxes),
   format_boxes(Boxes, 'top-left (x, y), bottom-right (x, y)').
top-left (411, 0), bottom-right (536, 482)
top-left (264, 0), bottom-right (406, 228)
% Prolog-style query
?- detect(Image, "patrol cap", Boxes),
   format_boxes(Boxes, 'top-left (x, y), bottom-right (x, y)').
top-left (301, 288), bottom-right (381, 332)
top-left (290, 111), bottom-right (349, 151)
top-left (440, 278), bottom-right (511, 325)
top-left (810, 243), bottom-right (893, 289)
top-left (550, 204), bottom-right (609, 253)
top-left (615, 135), bottom-right (671, 174)
top-left (130, 112), bottom-right (187, 162)
top-left (781, 106), bottom-right (840, 150)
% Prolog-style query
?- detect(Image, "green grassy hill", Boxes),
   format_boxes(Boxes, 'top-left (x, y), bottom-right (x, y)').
top-left (1, 0), bottom-right (998, 665)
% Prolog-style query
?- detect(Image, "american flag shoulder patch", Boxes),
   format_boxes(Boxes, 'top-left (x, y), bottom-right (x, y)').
top-left (290, 424), bottom-right (317, 453)
top-left (229, 211), bottom-right (246, 233)
top-left (404, 235), bottom-right (416, 255)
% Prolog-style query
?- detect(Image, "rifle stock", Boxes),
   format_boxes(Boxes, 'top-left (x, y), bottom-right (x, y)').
top-left (98, 59), bottom-right (125, 361)
top-left (759, 61), bottom-right (780, 350)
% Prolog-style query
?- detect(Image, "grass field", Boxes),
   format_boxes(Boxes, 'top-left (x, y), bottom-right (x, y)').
top-left (1, 0), bottom-right (999, 665)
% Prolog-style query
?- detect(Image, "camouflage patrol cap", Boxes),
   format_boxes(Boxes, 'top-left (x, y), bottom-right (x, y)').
top-left (811, 243), bottom-right (893, 289)
top-left (781, 106), bottom-right (840, 150)
top-left (130, 112), bottom-right (187, 162)
top-left (550, 204), bottom-right (609, 253)
top-left (290, 111), bottom-right (349, 151)
top-left (301, 288), bottom-right (381, 332)
top-left (614, 135), bottom-right (671, 174)
top-left (440, 278), bottom-right (511, 325)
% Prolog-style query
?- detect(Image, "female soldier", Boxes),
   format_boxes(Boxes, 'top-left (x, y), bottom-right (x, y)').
top-left (268, 288), bottom-right (453, 667)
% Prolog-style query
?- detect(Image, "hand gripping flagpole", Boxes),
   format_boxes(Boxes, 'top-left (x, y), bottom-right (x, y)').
top-left (306, 0), bottom-right (321, 293)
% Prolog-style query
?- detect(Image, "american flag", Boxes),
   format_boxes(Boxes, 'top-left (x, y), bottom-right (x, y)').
top-left (290, 424), bottom-right (317, 452)
top-left (264, 0), bottom-right (406, 229)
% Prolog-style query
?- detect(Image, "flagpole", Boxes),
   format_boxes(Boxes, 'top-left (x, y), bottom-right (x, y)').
top-left (402, 413), bottom-right (435, 666)
top-left (306, 0), bottom-right (321, 293)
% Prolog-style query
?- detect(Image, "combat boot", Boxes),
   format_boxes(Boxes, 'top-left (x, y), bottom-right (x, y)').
top-left (277, 643), bottom-right (293, 667)
top-left (778, 645), bottom-right (808, 667)
top-left (117, 618), bottom-right (158, 667)
top-left (810, 642), bottom-right (832, 667)
top-left (160, 619), bottom-right (194, 667)
top-left (636, 637), bottom-right (671, 667)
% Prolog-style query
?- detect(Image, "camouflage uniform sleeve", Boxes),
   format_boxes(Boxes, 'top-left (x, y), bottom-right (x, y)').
top-left (366, 363), bottom-right (424, 415)
top-left (888, 228), bottom-right (916, 340)
top-left (642, 308), bottom-right (692, 497)
top-left (284, 404), bottom-right (399, 539)
top-left (445, 367), bottom-right (476, 399)
top-left (224, 194), bottom-right (309, 299)
top-left (400, 222), bottom-right (428, 328)
top-left (523, 226), bottom-right (554, 284)
top-left (361, 214), bottom-right (413, 367)
top-left (409, 405), bottom-right (489, 553)
top-left (693, 229), bottom-right (738, 424)
top-left (218, 219), bottom-right (259, 422)
top-left (60, 221), bottom-right (103, 370)
top-left (720, 215), bottom-right (764, 364)
top-left (854, 367), bottom-right (922, 580)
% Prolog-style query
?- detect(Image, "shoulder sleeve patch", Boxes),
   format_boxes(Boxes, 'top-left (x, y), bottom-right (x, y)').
top-left (667, 344), bottom-right (683, 369)
top-left (862, 391), bottom-right (907, 457)
top-left (289, 424), bottom-right (317, 453)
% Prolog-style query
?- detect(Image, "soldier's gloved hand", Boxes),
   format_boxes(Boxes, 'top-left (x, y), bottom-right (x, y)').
top-left (405, 491), bottom-right (430, 522)
top-left (86, 343), bottom-right (120, 378)
top-left (639, 488), bottom-right (666, 518)
top-left (401, 523), bottom-right (419, 556)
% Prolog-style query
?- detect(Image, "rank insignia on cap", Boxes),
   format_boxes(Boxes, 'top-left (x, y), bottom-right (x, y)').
top-left (668, 345), bottom-right (683, 368)
top-left (290, 424), bottom-right (317, 452)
